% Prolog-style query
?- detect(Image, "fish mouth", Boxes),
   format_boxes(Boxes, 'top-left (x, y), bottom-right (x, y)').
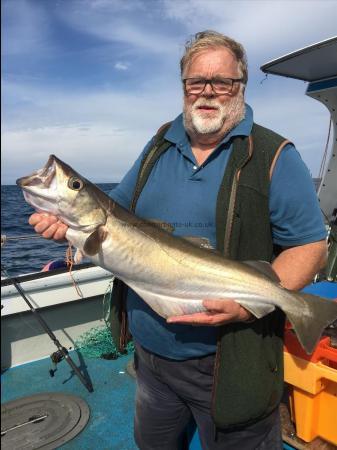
top-left (16, 155), bottom-right (60, 215)
top-left (17, 155), bottom-right (57, 191)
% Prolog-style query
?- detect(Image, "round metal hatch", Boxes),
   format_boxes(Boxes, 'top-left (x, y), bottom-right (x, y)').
top-left (1, 392), bottom-right (90, 450)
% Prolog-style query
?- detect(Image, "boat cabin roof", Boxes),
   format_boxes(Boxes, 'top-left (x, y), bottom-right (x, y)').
top-left (260, 36), bottom-right (337, 82)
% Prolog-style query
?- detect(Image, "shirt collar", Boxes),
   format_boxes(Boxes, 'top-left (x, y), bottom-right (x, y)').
top-left (165, 103), bottom-right (253, 148)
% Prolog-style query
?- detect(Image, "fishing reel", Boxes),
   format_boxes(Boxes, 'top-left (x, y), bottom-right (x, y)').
top-left (49, 347), bottom-right (68, 377)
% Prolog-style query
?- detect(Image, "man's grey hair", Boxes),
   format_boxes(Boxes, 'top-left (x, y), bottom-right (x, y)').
top-left (180, 30), bottom-right (248, 84)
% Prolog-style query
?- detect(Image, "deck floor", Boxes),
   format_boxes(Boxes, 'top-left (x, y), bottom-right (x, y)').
top-left (1, 351), bottom-right (301, 450)
top-left (1, 351), bottom-right (137, 449)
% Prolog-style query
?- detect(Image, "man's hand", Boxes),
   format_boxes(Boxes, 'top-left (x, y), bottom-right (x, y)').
top-left (166, 299), bottom-right (254, 326)
top-left (29, 213), bottom-right (68, 241)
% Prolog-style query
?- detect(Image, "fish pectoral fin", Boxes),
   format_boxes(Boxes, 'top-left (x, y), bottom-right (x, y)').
top-left (83, 225), bottom-right (108, 256)
top-left (243, 260), bottom-right (280, 282)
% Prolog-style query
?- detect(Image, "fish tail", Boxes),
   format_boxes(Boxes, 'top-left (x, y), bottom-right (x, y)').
top-left (286, 291), bottom-right (337, 354)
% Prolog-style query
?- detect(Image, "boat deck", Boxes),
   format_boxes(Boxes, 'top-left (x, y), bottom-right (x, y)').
top-left (2, 351), bottom-right (300, 450)
top-left (1, 351), bottom-right (137, 449)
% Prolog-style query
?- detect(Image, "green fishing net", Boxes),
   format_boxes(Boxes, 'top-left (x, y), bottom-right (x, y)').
top-left (74, 325), bottom-right (134, 359)
top-left (74, 278), bottom-right (134, 359)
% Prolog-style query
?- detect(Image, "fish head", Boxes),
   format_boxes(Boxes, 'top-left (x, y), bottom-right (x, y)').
top-left (16, 155), bottom-right (107, 232)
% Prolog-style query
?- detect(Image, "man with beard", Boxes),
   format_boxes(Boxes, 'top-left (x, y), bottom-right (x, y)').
top-left (29, 31), bottom-right (327, 449)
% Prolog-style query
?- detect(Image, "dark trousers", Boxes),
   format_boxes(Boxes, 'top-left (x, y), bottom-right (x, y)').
top-left (134, 343), bottom-right (283, 450)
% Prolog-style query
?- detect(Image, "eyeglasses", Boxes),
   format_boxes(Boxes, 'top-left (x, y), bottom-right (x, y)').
top-left (183, 77), bottom-right (243, 95)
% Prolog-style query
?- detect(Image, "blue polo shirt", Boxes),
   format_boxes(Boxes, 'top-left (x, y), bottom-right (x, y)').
top-left (110, 104), bottom-right (326, 359)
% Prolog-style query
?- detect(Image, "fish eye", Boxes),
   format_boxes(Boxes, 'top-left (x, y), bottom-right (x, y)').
top-left (68, 177), bottom-right (84, 191)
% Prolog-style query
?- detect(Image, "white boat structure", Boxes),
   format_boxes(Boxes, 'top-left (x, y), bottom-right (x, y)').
top-left (1, 264), bottom-right (113, 368)
top-left (1, 36), bottom-right (337, 450)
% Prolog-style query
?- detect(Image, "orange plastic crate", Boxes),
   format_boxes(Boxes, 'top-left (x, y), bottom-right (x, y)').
top-left (284, 331), bottom-right (337, 444)
top-left (284, 326), bottom-right (337, 366)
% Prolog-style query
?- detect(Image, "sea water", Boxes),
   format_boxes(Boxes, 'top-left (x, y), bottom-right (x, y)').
top-left (1, 183), bottom-right (117, 277)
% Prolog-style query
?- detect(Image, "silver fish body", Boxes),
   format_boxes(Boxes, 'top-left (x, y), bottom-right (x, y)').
top-left (17, 155), bottom-right (337, 354)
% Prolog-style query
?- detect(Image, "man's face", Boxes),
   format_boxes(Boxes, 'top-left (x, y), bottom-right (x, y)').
top-left (183, 47), bottom-right (245, 136)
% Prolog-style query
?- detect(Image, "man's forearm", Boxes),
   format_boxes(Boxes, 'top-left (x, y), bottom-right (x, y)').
top-left (272, 240), bottom-right (328, 290)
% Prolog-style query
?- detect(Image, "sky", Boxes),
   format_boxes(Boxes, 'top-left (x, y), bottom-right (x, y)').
top-left (2, 0), bottom-right (337, 185)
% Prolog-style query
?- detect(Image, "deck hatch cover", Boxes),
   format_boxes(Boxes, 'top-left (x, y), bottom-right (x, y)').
top-left (1, 392), bottom-right (90, 449)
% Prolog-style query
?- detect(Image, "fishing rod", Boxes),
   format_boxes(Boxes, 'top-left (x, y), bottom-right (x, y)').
top-left (1, 234), bottom-right (44, 246)
top-left (1, 264), bottom-right (94, 393)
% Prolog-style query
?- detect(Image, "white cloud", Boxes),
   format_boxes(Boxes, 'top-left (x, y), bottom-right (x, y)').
top-left (56, 0), bottom-right (179, 55)
top-left (2, 78), bottom-right (180, 129)
top-left (2, 124), bottom-right (147, 184)
top-left (114, 62), bottom-right (130, 71)
top-left (162, 0), bottom-right (337, 64)
top-left (1, 79), bottom-right (181, 184)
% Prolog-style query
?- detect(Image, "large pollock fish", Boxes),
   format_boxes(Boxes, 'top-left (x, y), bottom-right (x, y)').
top-left (17, 155), bottom-right (337, 354)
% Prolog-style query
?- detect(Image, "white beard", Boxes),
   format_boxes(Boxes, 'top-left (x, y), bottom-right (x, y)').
top-left (183, 94), bottom-right (245, 136)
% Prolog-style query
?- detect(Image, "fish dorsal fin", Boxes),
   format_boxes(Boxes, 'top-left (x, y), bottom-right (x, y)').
top-left (243, 260), bottom-right (280, 282)
top-left (148, 219), bottom-right (175, 234)
top-left (84, 226), bottom-right (108, 256)
top-left (183, 236), bottom-right (215, 250)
